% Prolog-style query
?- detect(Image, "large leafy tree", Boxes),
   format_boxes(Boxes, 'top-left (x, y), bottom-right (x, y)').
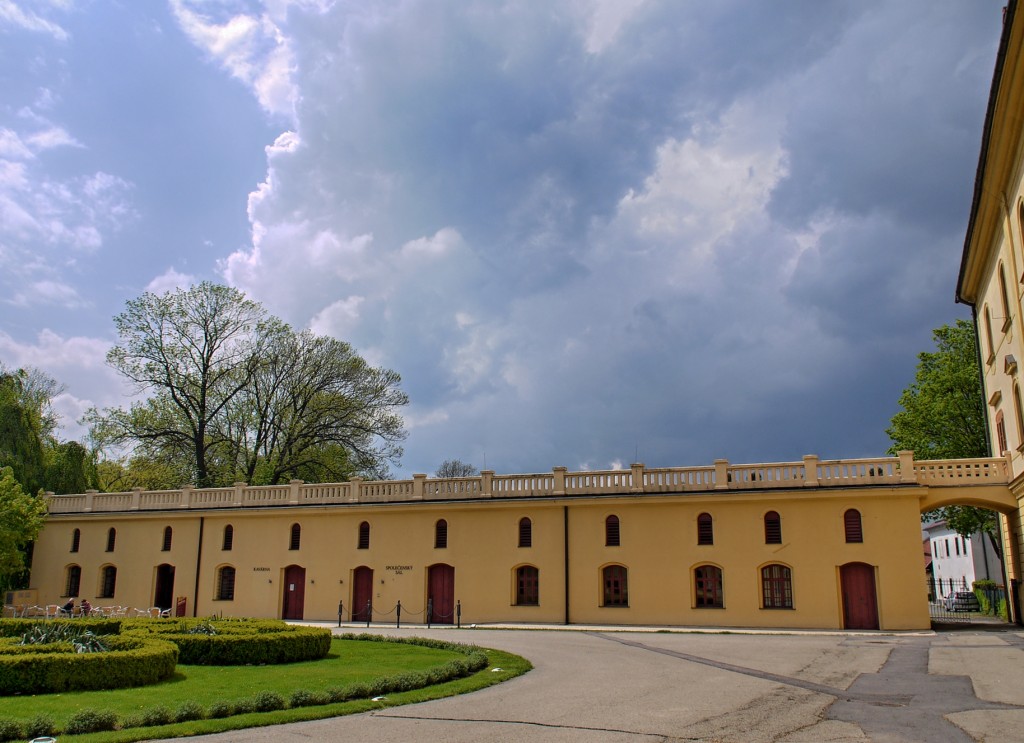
top-left (0, 367), bottom-right (57, 494)
top-left (89, 283), bottom-right (408, 488)
top-left (0, 466), bottom-right (48, 593)
top-left (887, 319), bottom-right (1000, 558)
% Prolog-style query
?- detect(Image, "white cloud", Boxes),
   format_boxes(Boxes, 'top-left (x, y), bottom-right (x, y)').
top-left (25, 126), bottom-right (81, 151)
top-left (8, 280), bottom-right (86, 308)
top-left (0, 0), bottom-right (69, 41)
top-left (145, 268), bottom-right (197, 295)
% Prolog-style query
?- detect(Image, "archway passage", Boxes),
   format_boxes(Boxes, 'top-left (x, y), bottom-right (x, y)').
top-left (154, 563), bottom-right (175, 611)
top-left (282, 565), bottom-right (306, 620)
top-left (428, 563), bottom-right (455, 624)
top-left (841, 562), bottom-right (879, 630)
top-left (352, 566), bottom-right (373, 622)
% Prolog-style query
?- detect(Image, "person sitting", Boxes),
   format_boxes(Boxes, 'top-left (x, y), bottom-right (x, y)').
top-left (79, 598), bottom-right (92, 617)
top-left (60, 598), bottom-right (75, 617)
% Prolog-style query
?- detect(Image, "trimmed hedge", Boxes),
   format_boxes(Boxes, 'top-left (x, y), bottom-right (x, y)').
top-left (0, 634), bottom-right (177, 694)
top-left (122, 618), bottom-right (331, 665)
top-left (0, 618), bottom-right (121, 637)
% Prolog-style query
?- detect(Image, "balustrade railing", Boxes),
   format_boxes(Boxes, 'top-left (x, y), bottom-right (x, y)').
top-left (43, 451), bottom-right (1010, 514)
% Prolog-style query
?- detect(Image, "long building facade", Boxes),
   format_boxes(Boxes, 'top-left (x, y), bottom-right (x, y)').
top-left (27, 454), bottom-right (1013, 630)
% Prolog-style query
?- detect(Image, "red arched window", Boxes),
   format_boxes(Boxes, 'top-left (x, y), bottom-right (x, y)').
top-left (761, 564), bottom-right (793, 608)
top-left (694, 565), bottom-right (723, 608)
top-left (516, 565), bottom-right (539, 605)
top-left (435, 519), bottom-right (448, 549)
top-left (358, 521), bottom-right (370, 549)
top-left (844, 509), bottom-right (863, 543)
top-left (289, 523), bottom-right (301, 550)
top-left (602, 565), bottom-right (628, 606)
top-left (764, 511), bottom-right (781, 544)
top-left (605, 515), bottom-right (620, 546)
top-left (697, 513), bottom-right (713, 545)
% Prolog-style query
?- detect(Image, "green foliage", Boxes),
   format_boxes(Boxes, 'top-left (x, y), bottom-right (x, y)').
top-left (0, 467), bottom-right (47, 593)
top-left (174, 700), bottom-right (206, 723)
top-left (0, 718), bottom-right (20, 742)
top-left (121, 618), bottom-right (331, 665)
top-left (0, 617), bottom-right (121, 637)
top-left (24, 713), bottom-right (56, 738)
top-left (252, 690), bottom-right (285, 712)
top-left (0, 367), bottom-right (54, 495)
top-left (63, 707), bottom-right (118, 735)
top-left (87, 282), bottom-right (409, 489)
top-left (0, 634), bottom-right (177, 694)
top-left (289, 688), bottom-right (329, 707)
top-left (44, 440), bottom-right (98, 495)
top-left (207, 700), bottom-right (234, 719)
top-left (18, 623), bottom-right (109, 652)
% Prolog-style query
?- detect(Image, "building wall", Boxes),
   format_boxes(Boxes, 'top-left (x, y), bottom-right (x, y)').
top-left (29, 485), bottom-right (930, 630)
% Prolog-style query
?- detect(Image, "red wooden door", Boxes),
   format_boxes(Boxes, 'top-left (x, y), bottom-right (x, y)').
top-left (283, 565), bottom-right (306, 620)
top-left (352, 566), bottom-right (373, 622)
top-left (841, 562), bottom-right (879, 629)
top-left (428, 563), bottom-right (455, 624)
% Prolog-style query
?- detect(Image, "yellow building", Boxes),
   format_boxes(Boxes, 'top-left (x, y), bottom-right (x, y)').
top-left (26, 455), bottom-right (1014, 630)
top-left (957, 0), bottom-right (1024, 618)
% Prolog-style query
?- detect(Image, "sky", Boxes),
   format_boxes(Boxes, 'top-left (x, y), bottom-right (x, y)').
top-left (0, 0), bottom-right (1006, 478)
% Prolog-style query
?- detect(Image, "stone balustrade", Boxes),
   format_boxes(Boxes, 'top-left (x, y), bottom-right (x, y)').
top-left (44, 451), bottom-right (1010, 515)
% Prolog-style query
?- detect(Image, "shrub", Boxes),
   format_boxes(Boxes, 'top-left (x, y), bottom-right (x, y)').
top-left (121, 619), bottom-right (330, 665)
top-left (289, 688), bottom-right (328, 707)
top-left (0, 634), bottom-right (177, 694)
top-left (24, 713), bottom-right (56, 738)
top-left (252, 690), bottom-right (285, 712)
top-left (208, 700), bottom-right (234, 719)
top-left (63, 708), bottom-right (118, 735)
top-left (324, 685), bottom-right (347, 703)
top-left (138, 706), bottom-right (173, 727)
top-left (232, 698), bottom-right (256, 715)
top-left (0, 718), bottom-right (20, 742)
top-left (342, 681), bottom-right (370, 701)
top-left (175, 700), bottom-right (205, 722)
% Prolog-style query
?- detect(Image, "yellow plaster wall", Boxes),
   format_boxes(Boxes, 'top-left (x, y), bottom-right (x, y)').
top-left (31, 485), bottom-right (931, 630)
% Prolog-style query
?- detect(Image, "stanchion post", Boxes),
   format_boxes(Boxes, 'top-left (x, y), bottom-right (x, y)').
top-left (396, 599), bottom-right (402, 629)
top-left (366, 600), bottom-right (372, 628)
top-left (427, 598), bottom-right (433, 629)
top-left (337, 600), bottom-right (343, 628)
top-left (457, 599), bottom-right (461, 629)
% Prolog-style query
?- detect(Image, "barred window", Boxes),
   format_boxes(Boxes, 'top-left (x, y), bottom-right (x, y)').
top-left (844, 509), bottom-right (863, 543)
top-left (162, 526), bottom-right (173, 552)
top-left (518, 517), bottom-right (532, 548)
top-left (358, 521), bottom-right (370, 549)
top-left (217, 566), bottom-right (236, 601)
top-left (761, 564), bottom-right (793, 609)
top-left (694, 565), bottom-right (723, 608)
top-left (516, 565), bottom-right (539, 605)
top-left (289, 523), bottom-right (301, 551)
top-left (697, 513), bottom-right (713, 545)
top-left (70, 528), bottom-right (80, 553)
top-left (435, 519), bottom-right (448, 549)
top-left (605, 515), bottom-right (620, 547)
top-left (764, 511), bottom-right (782, 544)
top-left (222, 524), bottom-right (234, 551)
top-left (106, 527), bottom-right (116, 552)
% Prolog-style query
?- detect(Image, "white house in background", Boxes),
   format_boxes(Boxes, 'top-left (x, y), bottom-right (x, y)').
top-left (924, 520), bottom-right (1003, 598)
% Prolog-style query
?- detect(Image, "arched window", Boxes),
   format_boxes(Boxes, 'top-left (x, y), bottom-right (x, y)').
top-left (435, 519), bottom-right (448, 549)
top-left (358, 521), bottom-right (370, 550)
top-left (605, 515), bottom-right (620, 547)
top-left (694, 565), bottom-right (723, 608)
top-left (222, 524), bottom-right (234, 551)
top-left (105, 527), bottom-right (116, 553)
top-left (100, 565), bottom-right (117, 598)
top-left (999, 264), bottom-right (1012, 331)
top-left (761, 564), bottom-right (793, 609)
top-left (844, 509), bottom-right (863, 543)
top-left (984, 306), bottom-right (995, 363)
top-left (602, 565), bottom-right (628, 606)
top-left (289, 523), bottom-right (301, 551)
top-left (518, 517), bottom-right (532, 548)
top-left (764, 511), bottom-right (782, 544)
top-left (162, 526), bottom-right (172, 552)
top-left (65, 565), bottom-right (81, 598)
top-left (516, 565), bottom-right (539, 605)
top-left (996, 409), bottom-right (1009, 454)
top-left (216, 566), bottom-right (236, 601)
top-left (70, 528), bottom-right (80, 553)
top-left (697, 513), bottom-right (713, 545)
top-left (1014, 385), bottom-right (1024, 449)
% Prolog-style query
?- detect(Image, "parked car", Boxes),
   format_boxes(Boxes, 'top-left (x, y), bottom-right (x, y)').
top-left (943, 591), bottom-right (981, 612)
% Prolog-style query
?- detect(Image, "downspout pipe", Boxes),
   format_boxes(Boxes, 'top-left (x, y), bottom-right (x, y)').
top-left (193, 516), bottom-right (204, 618)
top-left (563, 505), bottom-right (570, 625)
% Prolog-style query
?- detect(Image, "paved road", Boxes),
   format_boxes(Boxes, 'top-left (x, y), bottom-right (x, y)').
top-left (177, 624), bottom-right (1024, 742)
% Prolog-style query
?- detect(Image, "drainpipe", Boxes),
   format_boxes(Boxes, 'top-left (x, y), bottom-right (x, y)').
top-left (193, 517), bottom-right (204, 618)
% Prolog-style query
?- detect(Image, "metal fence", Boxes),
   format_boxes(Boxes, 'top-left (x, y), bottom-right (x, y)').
top-left (926, 578), bottom-right (1008, 624)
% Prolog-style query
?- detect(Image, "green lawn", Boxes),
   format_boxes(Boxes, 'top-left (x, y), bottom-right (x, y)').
top-left (0, 636), bottom-right (531, 741)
